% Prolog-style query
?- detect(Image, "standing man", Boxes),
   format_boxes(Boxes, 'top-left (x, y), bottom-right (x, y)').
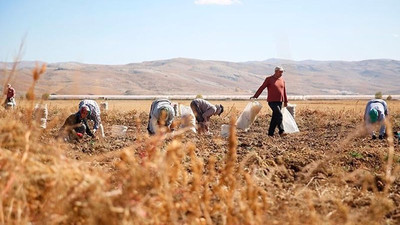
top-left (78, 99), bottom-right (104, 138)
top-left (147, 99), bottom-right (176, 135)
top-left (190, 98), bottom-right (224, 135)
top-left (251, 66), bottom-right (288, 137)
top-left (364, 99), bottom-right (389, 140)
top-left (4, 84), bottom-right (16, 108)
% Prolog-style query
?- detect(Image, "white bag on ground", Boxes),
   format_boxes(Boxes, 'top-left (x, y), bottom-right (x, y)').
top-left (179, 104), bottom-right (197, 133)
top-left (221, 124), bottom-right (230, 138)
top-left (236, 101), bottom-right (263, 131)
top-left (111, 125), bottom-right (127, 137)
top-left (282, 107), bottom-right (299, 133)
top-left (33, 103), bottom-right (48, 129)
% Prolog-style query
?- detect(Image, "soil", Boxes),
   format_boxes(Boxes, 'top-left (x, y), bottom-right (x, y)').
top-left (47, 104), bottom-right (400, 223)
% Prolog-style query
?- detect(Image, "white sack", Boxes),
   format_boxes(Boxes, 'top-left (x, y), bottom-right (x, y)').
top-left (282, 107), bottom-right (299, 133)
top-left (236, 101), bottom-right (263, 131)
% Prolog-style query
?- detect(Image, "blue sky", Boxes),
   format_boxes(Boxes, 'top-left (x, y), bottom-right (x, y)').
top-left (0, 0), bottom-right (399, 64)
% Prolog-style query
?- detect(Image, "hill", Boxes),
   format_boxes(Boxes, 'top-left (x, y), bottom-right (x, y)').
top-left (1, 58), bottom-right (400, 96)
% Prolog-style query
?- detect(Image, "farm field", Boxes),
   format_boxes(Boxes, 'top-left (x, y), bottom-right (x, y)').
top-left (1, 99), bottom-right (400, 224)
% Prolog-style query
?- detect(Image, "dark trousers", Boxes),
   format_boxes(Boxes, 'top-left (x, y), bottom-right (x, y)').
top-left (268, 102), bottom-right (284, 136)
top-left (65, 123), bottom-right (86, 141)
top-left (74, 123), bottom-right (86, 134)
top-left (191, 101), bottom-right (209, 132)
top-left (190, 101), bottom-right (204, 123)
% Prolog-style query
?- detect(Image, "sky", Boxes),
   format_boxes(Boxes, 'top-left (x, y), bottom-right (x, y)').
top-left (0, 0), bottom-right (399, 64)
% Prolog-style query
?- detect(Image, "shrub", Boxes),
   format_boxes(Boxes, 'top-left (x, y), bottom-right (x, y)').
top-left (375, 91), bottom-right (383, 99)
top-left (42, 93), bottom-right (50, 100)
top-left (195, 94), bottom-right (203, 99)
top-left (387, 95), bottom-right (393, 101)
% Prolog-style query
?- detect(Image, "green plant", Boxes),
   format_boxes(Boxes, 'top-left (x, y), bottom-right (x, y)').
top-left (350, 151), bottom-right (363, 159)
top-left (195, 94), bottom-right (203, 99)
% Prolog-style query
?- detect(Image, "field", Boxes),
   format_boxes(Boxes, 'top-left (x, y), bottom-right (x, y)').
top-left (1, 98), bottom-right (400, 224)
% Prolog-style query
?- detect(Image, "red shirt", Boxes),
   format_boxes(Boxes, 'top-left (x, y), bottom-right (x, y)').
top-left (7, 87), bottom-right (15, 98)
top-left (254, 75), bottom-right (287, 103)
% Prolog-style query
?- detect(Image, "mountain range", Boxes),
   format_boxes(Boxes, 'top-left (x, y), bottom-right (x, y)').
top-left (1, 58), bottom-right (400, 96)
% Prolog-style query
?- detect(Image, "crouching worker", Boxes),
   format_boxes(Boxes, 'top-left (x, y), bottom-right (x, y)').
top-left (58, 110), bottom-right (94, 142)
top-left (190, 98), bottom-right (223, 135)
top-left (147, 99), bottom-right (176, 135)
top-left (4, 84), bottom-right (16, 109)
top-left (78, 100), bottom-right (105, 138)
top-left (364, 99), bottom-right (389, 140)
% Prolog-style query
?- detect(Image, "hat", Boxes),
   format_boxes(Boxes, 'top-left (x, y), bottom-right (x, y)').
top-left (275, 66), bottom-right (284, 72)
top-left (369, 109), bottom-right (378, 123)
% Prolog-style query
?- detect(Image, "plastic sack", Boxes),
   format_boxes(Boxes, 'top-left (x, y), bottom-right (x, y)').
top-left (221, 124), bottom-right (230, 138)
top-left (282, 107), bottom-right (299, 133)
top-left (236, 101), bottom-right (263, 131)
top-left (33, 104), bottom-right (48, 129)
top-left (111, 125), bottom-right (128, 137)
top-left (179, 104), bottom-right (197, 133)
top-left (286, 103), bottom-right (296, 118)
top-left (5, 97), bottom-right (16, 109)
top-left (100, 102), bottom-right (108, 111)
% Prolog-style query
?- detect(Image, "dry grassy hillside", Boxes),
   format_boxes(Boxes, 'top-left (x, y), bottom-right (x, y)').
top-left (2, 58), bottom-right (400, 97)
top-left (1, 98), bottom-right (400, 224)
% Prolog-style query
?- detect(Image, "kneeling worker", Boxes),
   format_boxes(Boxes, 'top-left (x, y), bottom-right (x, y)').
top-left (59, 106), bottom-right (96, 141)
top-left (364, 99), bottom-right (389, 140)
top-left (78, 100), bottom-right (104, 138)
top-left (147, 99), bottom-right (176, 135)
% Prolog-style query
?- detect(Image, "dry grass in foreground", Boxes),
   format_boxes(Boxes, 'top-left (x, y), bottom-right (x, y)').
top-left (1, 66), bottom-right (400, 224)
top-left (1, 98), bottom-right (400, 225)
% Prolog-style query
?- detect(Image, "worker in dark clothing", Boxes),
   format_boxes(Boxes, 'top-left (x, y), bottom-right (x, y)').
top-left (58, 106), bottom-right (96, 142)
top-left (251, 66), bottom-right (288, 137)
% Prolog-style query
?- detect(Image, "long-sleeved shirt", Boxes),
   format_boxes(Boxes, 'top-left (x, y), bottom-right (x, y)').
top-left (148, 99), bottom-right (175, 134)
top-left (78, 100), bottom-right (102, 130)
top-left (364, 99), bottom-right (388, 123)
top-left (191, 99), bottom-right (218, 122)
top-left (253, 75), bottom-right (288, 104)
top-left (59, 113), bottom-right (94, 137)
top-left (6, 87), bottom-right (15, 99)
